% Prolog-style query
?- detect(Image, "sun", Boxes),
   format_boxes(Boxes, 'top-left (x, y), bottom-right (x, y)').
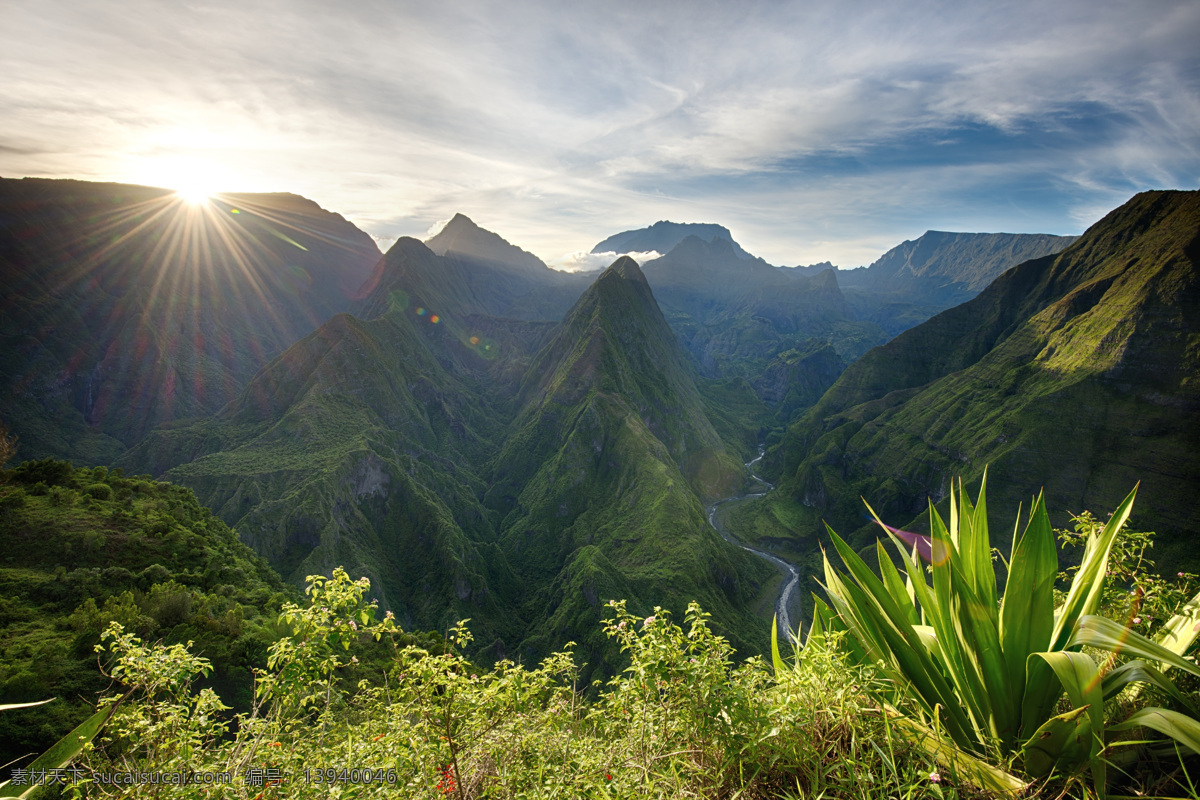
top-left (176, 180), bottom-right (217, 205)
top-left (134, 155), bottom-right (235, 205)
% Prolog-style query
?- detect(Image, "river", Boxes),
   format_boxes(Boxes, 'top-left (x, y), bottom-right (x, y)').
top-left (705, 447), bottom-right (802, 645)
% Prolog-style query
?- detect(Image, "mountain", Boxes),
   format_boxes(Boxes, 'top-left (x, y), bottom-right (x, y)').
top-left (486, 257), bottom-right (770, 666)
top-left (0, 178), bottom-right (381, 464)
top-left (119, 237), bottom-right (537, 649)
top-left (837, 230), bottom-right (1078, 307)
top-left (427, 213), bottom-right (553, 279)
top-left (768, 190), bottom-right (1200, 565)
top-left (417, 212), bottom-right (591, 321)
top-left (632, 236), bottom-right (882, 423)
top-left (119, 234), bottom-right (771, 675)
top-left (592, 221), bottom-right (753, 260)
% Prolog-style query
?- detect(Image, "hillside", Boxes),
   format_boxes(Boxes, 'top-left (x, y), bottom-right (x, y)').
top-left (0, 458), bottom-right (293, 769)
top-left (768, 190), bottom-right (1200, 565)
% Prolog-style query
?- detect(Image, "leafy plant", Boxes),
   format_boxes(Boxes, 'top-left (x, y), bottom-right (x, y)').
top-left (816, 474), bottom-right (1200, 795)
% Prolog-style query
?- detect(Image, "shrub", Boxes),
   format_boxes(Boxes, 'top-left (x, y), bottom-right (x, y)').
top-left (85, 482), bottom-right (113, 500)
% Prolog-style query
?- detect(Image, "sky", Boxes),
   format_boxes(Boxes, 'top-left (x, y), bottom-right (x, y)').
top-left (2, 0), bottom-right (1198, 270)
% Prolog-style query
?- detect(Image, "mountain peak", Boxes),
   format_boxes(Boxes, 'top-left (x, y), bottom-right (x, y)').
top-left (605, 255), bottom-right (648, 284)
top-left (425, 213), bottom-right (550, 278)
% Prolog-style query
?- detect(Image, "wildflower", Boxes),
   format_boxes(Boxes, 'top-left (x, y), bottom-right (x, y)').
top-left (1133, 617), bottom-right (1142, 624)
top-left (643, 615), bottom-right (656, 627)
top-left (605, 772), bottom-right (613, 782)
top-left (930, 771), bottom-right (942, 784)
top-left (617, 620), bottom-right (626, 630)
top-left (349, 620), bottom-right (358, 631)
top-left (385, 610), bottom-right (395, 620)
top-left (1180, 572), bottom-right (1187, 578)
top-left (351, 656), bottom-right (359, 663)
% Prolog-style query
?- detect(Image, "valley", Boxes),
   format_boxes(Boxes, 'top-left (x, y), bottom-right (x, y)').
top-left (2, 178), bottom-right (1197, 678)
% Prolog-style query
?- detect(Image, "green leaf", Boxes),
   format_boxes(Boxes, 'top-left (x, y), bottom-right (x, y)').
top-left (1102, 660), bottom-right (1196, 712)
top-left (998, 491), bottom-right (1056, 731)
top-left (874, 539), bottom-right (919, 626)
top-left (1020, 704), bottom-right (1093, 778)
top-left (1026, 651), bottom-right (1105, 791)
top-left (1107, 707), bottom-right (1200, 756)
top-left (0, 695), bottom-right (127, 799)
top-left (0, 699), bottom-right (54, 713)
top-left (1052, 485), bottom-right (1137, 650)
top-left (1154, 587), bottom-right (1200, 670)
top-left (891, 714), bottom-right (1027, 795)
top-left (770, 614), bottom-right (787, 676)
top-left (1070, 615), bottom-right (1200, 678)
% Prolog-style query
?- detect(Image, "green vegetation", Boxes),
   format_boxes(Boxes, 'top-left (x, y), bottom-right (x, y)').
top-left (811, 478), bottom-right (1200, 797)
top-left (0, 459), bottom-right (294, 769)
top-left (9, 570), bottom-right (977, 799)
top-left (3, 477), bottom-right (1198, 798)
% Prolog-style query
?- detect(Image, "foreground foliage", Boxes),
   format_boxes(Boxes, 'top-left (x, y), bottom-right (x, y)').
top-left (4, 569), bottom-right (984, 799)
top-left (813, 476), bottom-right (1200, 797)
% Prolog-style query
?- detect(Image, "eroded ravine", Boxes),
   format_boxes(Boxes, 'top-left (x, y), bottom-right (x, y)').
top-left (706, 447), bottom-right (802, 644)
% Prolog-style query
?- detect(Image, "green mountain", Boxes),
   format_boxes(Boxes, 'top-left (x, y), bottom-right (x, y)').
top-left (118, 238), bottom-right (771, 674)
top-left (768, 190), bottom-right (1200, 566)
top-left (423, 213), bottom-right (592, 321)
top-left (487, 257), bottom-right (771, 667)
top-left (0, 178), bottom-right (381, 464)
top-left (637, 236), bottom-right (881, 426)
top-left (120, 237), bottom-right (531, 647)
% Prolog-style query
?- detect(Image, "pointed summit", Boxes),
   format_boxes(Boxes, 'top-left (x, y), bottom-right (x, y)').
top-left (426, 212), bottom-right (551, 278)
top-left (605, 254), bottom-right (648, 284)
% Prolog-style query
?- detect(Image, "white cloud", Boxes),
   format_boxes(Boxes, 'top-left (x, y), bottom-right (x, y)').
top-left (1, 0), bottom-right (1197, 267)
top-left (550, 250), bottom-right (663, 273)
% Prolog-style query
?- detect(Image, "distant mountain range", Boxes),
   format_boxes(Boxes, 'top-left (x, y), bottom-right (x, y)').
top-left (6, 176), bottom-right (1191, 675)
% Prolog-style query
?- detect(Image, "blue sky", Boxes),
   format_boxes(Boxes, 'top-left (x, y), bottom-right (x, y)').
top-left (2, 0), bottom-right (1197, 268)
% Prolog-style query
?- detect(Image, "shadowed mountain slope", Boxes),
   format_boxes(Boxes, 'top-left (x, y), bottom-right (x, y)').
top-left (770, 190), bottom-right (1200, 561)
top-left (0, 178), bottom-right (381, 463)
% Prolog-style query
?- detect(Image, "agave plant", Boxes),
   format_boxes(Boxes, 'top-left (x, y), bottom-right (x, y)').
top-left (798, 475), bottom-right (1200, 795)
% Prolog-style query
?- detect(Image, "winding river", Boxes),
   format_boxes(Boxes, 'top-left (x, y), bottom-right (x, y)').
top-left (706, 447), bottom-right (803, 645)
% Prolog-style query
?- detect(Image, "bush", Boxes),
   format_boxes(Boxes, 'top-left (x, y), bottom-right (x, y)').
top-left (85, 483), bottom-right (113, 500)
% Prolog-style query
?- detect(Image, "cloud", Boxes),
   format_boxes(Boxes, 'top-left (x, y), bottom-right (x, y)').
top-left (550, 250), bottom-right (663, 273)
top-left (1, 0), bottom-right (1197, 268)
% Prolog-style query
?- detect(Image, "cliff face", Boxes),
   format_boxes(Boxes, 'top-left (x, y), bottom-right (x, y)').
top-left (770, 190), bottom-right (1200, 558)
